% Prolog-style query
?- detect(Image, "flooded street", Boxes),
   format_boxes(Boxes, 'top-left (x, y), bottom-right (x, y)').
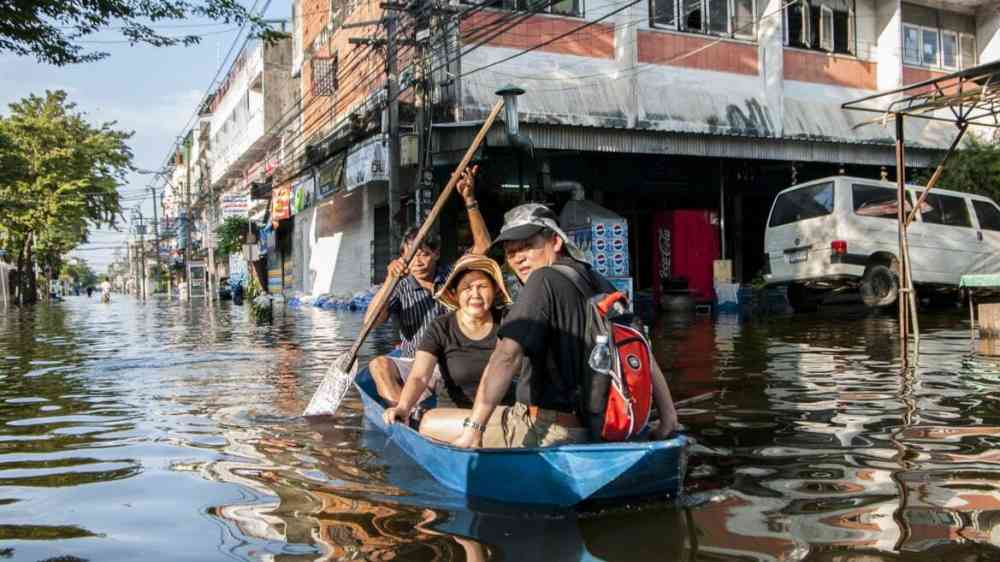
top-left (3, 297), bottom-right (1000, 561)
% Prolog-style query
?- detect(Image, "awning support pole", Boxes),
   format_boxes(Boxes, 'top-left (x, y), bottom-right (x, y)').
top-left (895, 114), bottom-right (921, 365)
top-left (895, 115), bottom-right (908, 363)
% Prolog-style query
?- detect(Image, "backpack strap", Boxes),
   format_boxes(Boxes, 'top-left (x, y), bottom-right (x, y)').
top-left (550, 264), bottom-right (596, 297)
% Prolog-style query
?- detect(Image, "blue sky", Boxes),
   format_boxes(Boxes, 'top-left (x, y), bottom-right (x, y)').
top-left (0, 3), bottom-right (289, 272)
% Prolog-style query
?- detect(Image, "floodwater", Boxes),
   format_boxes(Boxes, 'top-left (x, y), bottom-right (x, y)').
top-left (2, 296), bottom-right (1000, 561)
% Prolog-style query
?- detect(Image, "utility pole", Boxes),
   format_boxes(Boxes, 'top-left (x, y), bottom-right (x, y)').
top-left (150, 185), bottom-right (164, 299)
top-left (205, 160), bottom-right (216, 306)
top-left (136, 209), bottom-right (147, 302)
top-left (386, 10), bottom-right (402, 252)
top-left (159, 189), bottom-right (172, 298)
top-left (184, 145), bottom-right (192, 288)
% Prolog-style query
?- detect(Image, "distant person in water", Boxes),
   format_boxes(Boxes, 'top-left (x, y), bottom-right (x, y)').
top-left (365, 166), bottom-right (491, 405)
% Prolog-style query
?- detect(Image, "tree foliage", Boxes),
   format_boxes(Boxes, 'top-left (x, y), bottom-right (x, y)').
top-left (915, 135), bottom-right (1000, 201)
top-left (0, 90), bottom-right (132, 303)
top-left (215, 216), bottom-right (249, 257)
top-left (60, 259), bottom-right (98, 288)
top-left (0, 0), bottom-right (282, 66)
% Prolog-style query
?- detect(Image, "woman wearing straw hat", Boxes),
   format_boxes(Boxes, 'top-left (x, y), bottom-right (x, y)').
top-left (383, 253), bottom-right (514, 440)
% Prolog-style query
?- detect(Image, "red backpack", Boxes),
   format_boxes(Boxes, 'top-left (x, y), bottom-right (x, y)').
top-left (552, 265), bottom-right (654, 441)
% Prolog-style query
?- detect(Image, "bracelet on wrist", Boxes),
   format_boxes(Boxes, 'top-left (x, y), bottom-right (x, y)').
top-left (465, 201), bottom-right (479, 210)
top-left (462, 417), bottom-right (486, 433)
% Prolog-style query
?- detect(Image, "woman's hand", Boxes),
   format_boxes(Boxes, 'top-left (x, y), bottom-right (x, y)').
top-left (383, 405), bottom-right (411, 425)
top-left (457, 165), bottom-right (479, 206)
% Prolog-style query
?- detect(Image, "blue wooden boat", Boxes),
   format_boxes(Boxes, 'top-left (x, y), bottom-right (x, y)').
top-left (355, 367), bottom-right (689, 507)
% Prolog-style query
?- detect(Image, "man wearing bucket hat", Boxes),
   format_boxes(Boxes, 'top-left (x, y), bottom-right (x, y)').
top-left (451, 203), bottom-right (679, 449)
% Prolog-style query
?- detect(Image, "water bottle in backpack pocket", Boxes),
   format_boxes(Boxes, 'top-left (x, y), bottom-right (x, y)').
top-left (552, 265), bottom-right (654, 442)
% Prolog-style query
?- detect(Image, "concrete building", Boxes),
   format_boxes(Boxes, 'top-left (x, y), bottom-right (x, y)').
top-left (274, 0), bottom-right (1000, 300)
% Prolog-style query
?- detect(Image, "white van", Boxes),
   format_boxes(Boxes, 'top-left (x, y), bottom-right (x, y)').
top-left (764, 176), bottom-right (1000, 311)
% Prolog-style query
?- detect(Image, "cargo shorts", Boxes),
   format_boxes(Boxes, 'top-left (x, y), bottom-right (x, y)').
top-left (481, 402), bottom-right (590, 448)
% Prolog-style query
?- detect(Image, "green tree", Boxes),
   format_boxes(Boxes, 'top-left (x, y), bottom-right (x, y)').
top-left (0, 90), bottom-right (132, 303)
top-left (60, 259), bottom-right (99, 288)
top-left (215, 216), bottom-right (249, 257)
top-left (916, 135), bottom-right (1000, 200)
top-left (0, 1), bottom-right (280, 66)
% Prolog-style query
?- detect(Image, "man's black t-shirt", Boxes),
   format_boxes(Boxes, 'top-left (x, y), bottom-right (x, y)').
top-left (417, 309), bottom-right (506, 408)
top-left (498, 256), bottom-right (609, 413)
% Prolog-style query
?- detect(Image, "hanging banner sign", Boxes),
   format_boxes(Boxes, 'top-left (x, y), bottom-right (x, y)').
top-left (221, 192), bottom-right (250, 219)
top-left (291, 174), bottom-right (315, 215)
top-left (271, 184), bottom-right (292, 226)
top-left (345, 135), bottom-right (388, 191)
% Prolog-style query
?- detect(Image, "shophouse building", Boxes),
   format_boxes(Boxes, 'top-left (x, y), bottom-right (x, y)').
top-left (278, 0), bottom-right (1000, 301)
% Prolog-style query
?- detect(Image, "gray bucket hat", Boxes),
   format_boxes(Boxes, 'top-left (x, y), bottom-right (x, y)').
top-left (491, 203), bottom-right (587, 263)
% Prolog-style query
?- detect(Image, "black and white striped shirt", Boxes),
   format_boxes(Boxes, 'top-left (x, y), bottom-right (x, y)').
top-left (387, 263), bottom-right (451, 357)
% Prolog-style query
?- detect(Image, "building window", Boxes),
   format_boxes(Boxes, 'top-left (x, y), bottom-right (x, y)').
top-left (650, 0), bottom-right (756, 39)
top-left (941, 30), bottom-right (958, 69)
top-left (960, 33), bottom-right (977, 69)
top-left (921, 28), bottom-right (939, 66)
top-left (311, 55), bottom-right (337, 97)
top-left (461, 0), bottom-right (583, 18)
top-left (784, 0), bottom-right (855, 55)
top-left (903, 24), bottom-right (976, 70)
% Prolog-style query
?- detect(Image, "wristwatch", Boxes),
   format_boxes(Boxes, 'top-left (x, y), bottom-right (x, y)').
top-left (462, 417), bottom-right (486, 433)
top-left (465, 200), bottom-right (479, 210)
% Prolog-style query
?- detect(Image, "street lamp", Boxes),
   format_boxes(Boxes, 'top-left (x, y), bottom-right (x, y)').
top-left (495, 84), bottom-right (525, 138)
top-left (495, 84), bottom-right (533, 201)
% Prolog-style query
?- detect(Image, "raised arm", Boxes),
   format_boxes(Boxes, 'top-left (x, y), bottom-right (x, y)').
top-left (451, 336), bottom-right (524, 448)
top-left (383, 350), bottom-right (439, 424)
top-left (456, 165), bottom-right (491, 255)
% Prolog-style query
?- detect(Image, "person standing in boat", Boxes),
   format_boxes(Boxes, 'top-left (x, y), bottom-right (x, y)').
top-left (365, 167), bottom-right (492, 405)
top-left (382, 254), bottom-right (515, 437)
top-left (447, 203), bottom-right (679, 448)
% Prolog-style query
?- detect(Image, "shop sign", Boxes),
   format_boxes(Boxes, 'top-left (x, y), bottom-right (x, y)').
top-left (271, 184), bottom-right (292, 226)
top-left (291, 174), bottom-right (315, 215)
top-left (221, 192), bottom-right (250, 219)
top-left (345, 135), bottom-right (388, 191)
top-left (317, 152), bottom-right (346, 199)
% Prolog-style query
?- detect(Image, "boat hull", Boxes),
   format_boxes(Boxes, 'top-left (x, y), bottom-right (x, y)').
top-left (356, 370), bottom-right (688, 507)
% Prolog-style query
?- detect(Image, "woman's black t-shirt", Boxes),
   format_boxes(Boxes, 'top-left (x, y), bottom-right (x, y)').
top-left (417, 309), bottom-right (511, 407)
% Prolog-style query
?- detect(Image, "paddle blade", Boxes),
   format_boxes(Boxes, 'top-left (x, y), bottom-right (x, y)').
top-left (303, 354), bottom-right (358, 417)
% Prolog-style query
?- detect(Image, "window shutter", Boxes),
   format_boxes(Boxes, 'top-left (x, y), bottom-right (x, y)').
top-left (819, 6), bottom-right (833, 51)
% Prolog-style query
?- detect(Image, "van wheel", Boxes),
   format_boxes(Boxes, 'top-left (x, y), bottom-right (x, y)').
top-left (787, 284), bottom-right (818, 313)
top-left (860, 264), bottom-right (898, 308)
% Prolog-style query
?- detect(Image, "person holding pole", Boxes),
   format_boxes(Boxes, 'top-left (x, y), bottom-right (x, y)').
top-left (365, 166), bottom-right (491, 405)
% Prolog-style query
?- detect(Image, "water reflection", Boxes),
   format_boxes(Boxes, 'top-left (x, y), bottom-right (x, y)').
top-left (4, 299), bottom-right (1000, 560)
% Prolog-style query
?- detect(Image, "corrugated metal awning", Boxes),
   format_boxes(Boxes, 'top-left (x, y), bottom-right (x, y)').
top-left (432, 122), bottom-right (944, 167)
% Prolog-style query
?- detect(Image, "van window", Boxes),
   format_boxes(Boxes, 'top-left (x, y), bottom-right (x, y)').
top-left (920, 193), bottom-right (972, 227)
top-left (852, 184), bottom-right (912, 219)
top-left (769, 182), bottom-right (835, 227)
top-left (973, 200), bottom-right (1000, 231)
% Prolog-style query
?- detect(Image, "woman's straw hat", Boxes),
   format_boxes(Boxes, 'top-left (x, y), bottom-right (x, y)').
top-left (434, 254), bottom-right (513, 311)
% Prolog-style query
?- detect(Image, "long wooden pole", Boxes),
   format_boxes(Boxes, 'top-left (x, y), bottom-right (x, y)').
top-left (895, 115), bottom-right (909, 364)
top-left (338, 99), bottom-right (506, 371)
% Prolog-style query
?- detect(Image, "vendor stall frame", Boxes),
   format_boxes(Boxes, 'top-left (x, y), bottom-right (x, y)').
top-left (843, 60), bottom-right (1000, 366)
